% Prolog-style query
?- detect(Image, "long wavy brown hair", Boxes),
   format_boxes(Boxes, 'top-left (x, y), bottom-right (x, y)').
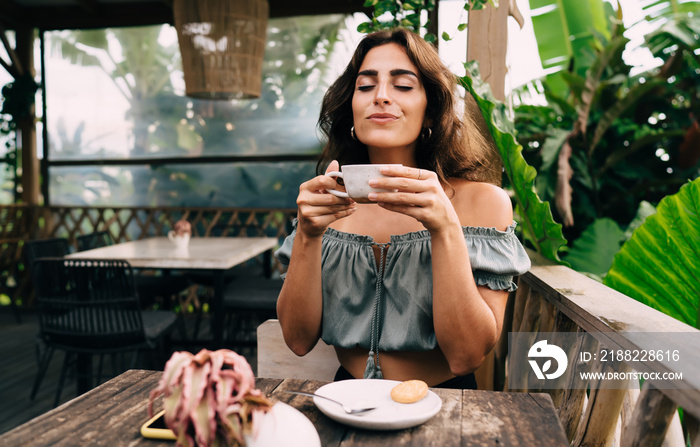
top-left (317, 28), bottom-right (502, 186)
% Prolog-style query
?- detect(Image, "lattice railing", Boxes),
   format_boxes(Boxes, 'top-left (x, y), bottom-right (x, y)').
top-left (41, 206), bottom-right (297, 244)
top-left (0, 204), bottom-right (297, 307)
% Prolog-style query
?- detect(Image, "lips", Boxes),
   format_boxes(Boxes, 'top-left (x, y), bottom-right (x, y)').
top-left (367, 113), bottom-right (398, 123)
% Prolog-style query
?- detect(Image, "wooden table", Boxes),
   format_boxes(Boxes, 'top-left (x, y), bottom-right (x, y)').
top-left (0, 370), bottom-right (569, 446)
top-left (66, 236), bottom-right (278, 348)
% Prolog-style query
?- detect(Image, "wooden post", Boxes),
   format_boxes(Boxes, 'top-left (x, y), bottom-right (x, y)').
top-left (544, 310), bottom-right (579, 406)
top-left (15, 25), bottom-right (40, 205)
top-left (506, 289), bottom-right (545, 392)
top-left (466, 0), bottom-right (524, 101)
top-left (572, 359), bottom-right (630, 447)
top-left (557, 328), bottom-right (598, 442)
top-left (686, 414), bottom-right (700, 447)
top-left (621, 382), bottom-right (679, 447)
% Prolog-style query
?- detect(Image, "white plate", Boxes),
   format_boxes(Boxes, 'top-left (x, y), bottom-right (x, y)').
top-left (246, 402), bottom-right (320, 447)
top-left (313, 379), bottom-right (442, 430)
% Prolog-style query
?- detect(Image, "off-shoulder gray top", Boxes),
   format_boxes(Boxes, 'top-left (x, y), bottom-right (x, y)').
top-left (275, 221), bottom-right (531, 378)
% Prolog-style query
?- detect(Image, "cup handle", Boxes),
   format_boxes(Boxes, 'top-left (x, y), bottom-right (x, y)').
top-left (324, 171), bottom-right (349, 198)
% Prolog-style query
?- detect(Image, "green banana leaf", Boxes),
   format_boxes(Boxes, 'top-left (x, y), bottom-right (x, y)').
top-left (461, 62), bottom-right (568, 263)
top-left (564, 217), bottom-right (626, 279)
top-left (604, 178), bottom-right (700, 328)
top-left (638, 0), bottom-right (700, 18)
top-left (528, 0), bottom-right (613, 94)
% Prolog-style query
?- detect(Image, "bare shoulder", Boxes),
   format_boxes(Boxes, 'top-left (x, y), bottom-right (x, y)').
top-left (448, 179), bottom-right (513, 230)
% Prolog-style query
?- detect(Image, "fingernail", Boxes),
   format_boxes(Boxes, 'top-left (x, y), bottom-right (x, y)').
top-left (368, 192), bottom-right (377, 201)
top-left (368, 179), bottom-right (378, 187)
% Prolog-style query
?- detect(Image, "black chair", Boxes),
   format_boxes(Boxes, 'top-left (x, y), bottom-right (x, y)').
top-left (222, 275), bottom-right (282, 346)
top-left (76, 231), bottom-right (113, 251)
top-left (23, 237), bottom-right (71, 267)
top-left (30, 258), bottom-right (179, 407)
top-left (23, 237), bottom-right (72, 310)
top-left (76, 231), bottom-right (191, 310)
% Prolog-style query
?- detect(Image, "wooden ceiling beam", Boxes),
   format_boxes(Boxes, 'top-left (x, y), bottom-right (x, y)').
top-left (2, 3), bottom-right (174, 30)
top-left (0, 0), bottom-right (372, 31)
top-left (0, 0), bottom-right (23, 24)
top-left (267, 0), bottom-right (371, 19)
top-left (72, 0), bottom-right (100, 14)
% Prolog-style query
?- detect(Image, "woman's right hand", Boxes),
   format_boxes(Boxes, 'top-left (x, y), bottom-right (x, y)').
top-left (296, 160), bottom-right (356, 238)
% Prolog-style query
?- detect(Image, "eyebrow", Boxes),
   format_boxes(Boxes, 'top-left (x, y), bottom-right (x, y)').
top-left (357, 69), bottom-right (419, 79)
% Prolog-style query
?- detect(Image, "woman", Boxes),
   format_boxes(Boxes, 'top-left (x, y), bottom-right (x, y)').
top-left (275, 29), bottom-right (530, 389)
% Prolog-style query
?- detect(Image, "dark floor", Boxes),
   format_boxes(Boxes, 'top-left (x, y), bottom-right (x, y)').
top-left (0, 306), bottom-right (268, 436)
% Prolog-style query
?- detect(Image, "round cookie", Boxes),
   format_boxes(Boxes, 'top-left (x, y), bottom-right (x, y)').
top-left (390, 380), bottom-right (428, 404)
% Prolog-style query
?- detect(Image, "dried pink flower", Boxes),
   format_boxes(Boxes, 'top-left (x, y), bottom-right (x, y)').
top-left (173, 220), bottom-right (192, 236)
top-left (149, 349), bottom-right (272, 447)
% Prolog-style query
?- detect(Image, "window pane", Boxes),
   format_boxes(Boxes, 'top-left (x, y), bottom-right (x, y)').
top-left (48, 161), bottom-right (316, 207)
top-left (44, 15), bottom-right (352, 161)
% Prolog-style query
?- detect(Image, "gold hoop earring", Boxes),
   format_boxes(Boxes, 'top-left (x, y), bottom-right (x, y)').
top-left (421, 127), bottom-right (432, 141)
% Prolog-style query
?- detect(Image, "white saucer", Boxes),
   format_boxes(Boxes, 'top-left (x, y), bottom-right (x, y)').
top-left (313, 379), bottom-right (442, 430)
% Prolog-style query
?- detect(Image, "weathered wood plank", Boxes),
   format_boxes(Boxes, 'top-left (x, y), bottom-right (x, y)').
top-left (460, 391), bottom-right (568, 446)
top-left (0, 369), bottom-right (572, 447)
top-left (621, 382), bottom-right (678, 447)
top-left (523, 252), bottom-right (700, 418)
top-left (545, 310), bottom-right (580, 407)
top-left (686, 414), bottom-right (700, 447)
top-left (508, 290), bottom-right (546, 391)
top-left (571, 360), bottom-right (630, 447)
top-left (557, 328), bottom-right (598, 442)
top-left (511, 279), bottom-right (530, 334)
top-left (0, 369), bottom-right (161, 447)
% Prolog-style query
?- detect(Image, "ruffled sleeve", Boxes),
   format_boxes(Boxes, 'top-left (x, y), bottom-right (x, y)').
top-left (465, 223), bottom-right (531, 292)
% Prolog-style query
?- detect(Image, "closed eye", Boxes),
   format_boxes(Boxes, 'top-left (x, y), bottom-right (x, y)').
top-left (357, 85), bottom-right (413, 92)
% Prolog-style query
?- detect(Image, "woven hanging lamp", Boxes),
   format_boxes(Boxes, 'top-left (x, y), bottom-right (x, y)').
top-left (173, 0), bottom-right (269, 100)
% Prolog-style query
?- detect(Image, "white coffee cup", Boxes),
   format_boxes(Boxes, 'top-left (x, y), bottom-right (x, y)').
top-left (325, 164), bottom-right (402, 203)
top-left (167, 232), bottom-right (190, 250)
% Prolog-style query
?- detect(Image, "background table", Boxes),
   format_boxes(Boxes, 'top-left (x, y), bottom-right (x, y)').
top-left (0, 369), bottom-right (569, 446)
top-left (67, 236), bottom-right (278, 347)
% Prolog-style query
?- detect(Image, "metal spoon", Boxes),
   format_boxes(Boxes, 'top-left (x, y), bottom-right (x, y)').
top-left (284, 390), bottom-right (376, 415)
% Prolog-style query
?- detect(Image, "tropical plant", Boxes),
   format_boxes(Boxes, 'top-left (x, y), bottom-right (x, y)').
top-left (515, 7), bottom-right (700, 261)
top-left (604, 177), bottom-right (700, 329)
top-left (462, 64), bottom-right (568, 262)
top-left (1, 73), bottom-right (39, 202)
top-left (527, 0), bottom-right (613, 94)
top-left (357, 0), bottom-right (497, 42)
top-left (149, 349), bottom-right (273, 447)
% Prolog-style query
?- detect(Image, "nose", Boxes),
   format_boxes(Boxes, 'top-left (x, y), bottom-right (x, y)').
top-left (374, 82), bottom-right (391, 105)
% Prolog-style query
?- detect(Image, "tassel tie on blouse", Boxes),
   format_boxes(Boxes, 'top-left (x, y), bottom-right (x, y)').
top-left (364, 242), bottom-right (389, 379)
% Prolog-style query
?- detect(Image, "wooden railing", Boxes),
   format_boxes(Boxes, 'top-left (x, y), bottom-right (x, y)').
top-left (498, 251), bottom-right (700, 446)
top-left (2, 204), bottom-right (699, 445)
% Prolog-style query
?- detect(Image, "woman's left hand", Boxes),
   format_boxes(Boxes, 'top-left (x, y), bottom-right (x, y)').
top-left (367, 165), bottom-right (460, 234)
